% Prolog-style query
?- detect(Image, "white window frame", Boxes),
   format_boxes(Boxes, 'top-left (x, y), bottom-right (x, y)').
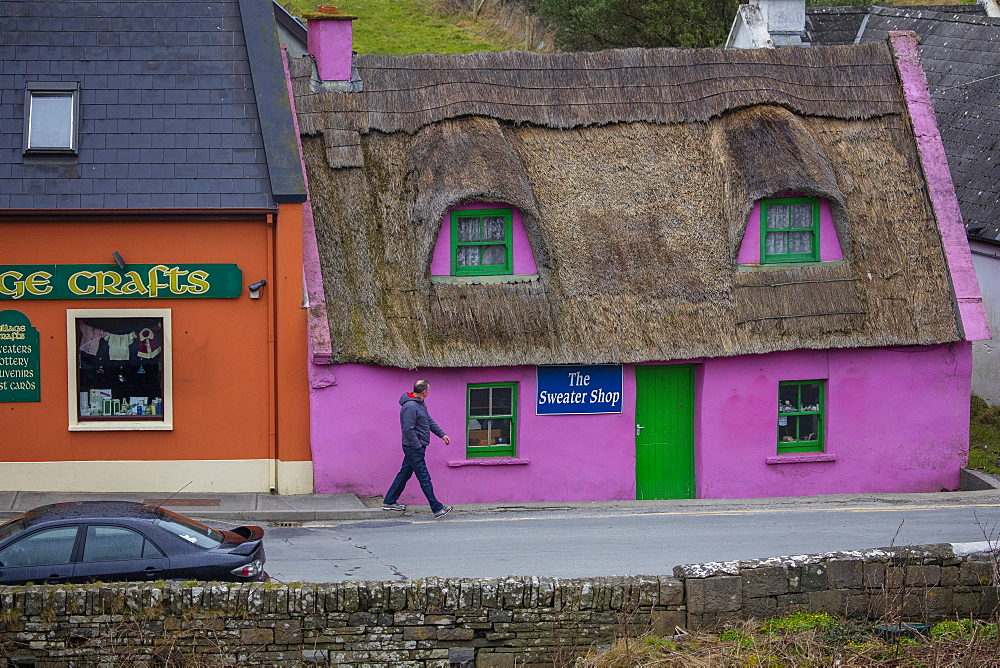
top-left (24, 81), bottom-right (80, 154)
top-left (66, 308), bottom-right (173, 432)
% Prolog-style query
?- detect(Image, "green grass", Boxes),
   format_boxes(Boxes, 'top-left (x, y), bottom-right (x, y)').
top-left (283, 0), bottom-right (521, 54)
top-left (577, 614), bottom-right (1000, 667)
top-left (969, 395), bottom-right (1000, 475)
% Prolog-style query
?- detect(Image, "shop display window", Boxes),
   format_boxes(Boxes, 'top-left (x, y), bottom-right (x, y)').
top-left (466, 382), bottom-right (517, 457)
top-left (67, 309), bottom-right (172, 431)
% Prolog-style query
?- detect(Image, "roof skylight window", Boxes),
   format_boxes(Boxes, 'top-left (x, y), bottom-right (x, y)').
top-left (24, 82), bottom-right (79, 154)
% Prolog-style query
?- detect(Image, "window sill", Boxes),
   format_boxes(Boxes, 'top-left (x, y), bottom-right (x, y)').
top-left (70, 421), bottom-right (173, 432)
top-left (431, 274), bottom-right (538, 285)
top-left (447, 458), bottom-right (530, 467)
top-left (738, 260), bottom-right (844, 272)
top-left (765, 453), bottom-right (836, 465)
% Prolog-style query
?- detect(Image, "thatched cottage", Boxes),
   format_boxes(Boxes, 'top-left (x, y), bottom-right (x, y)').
top-left (287, 11), bottom-right (987, 502)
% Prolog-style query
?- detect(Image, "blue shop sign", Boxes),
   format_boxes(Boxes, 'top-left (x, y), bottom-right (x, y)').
top-left (536, 365), bottom-right (623, 415)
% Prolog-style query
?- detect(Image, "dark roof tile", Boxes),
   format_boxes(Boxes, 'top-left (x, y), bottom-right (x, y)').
top-left (1, 0), bottom-right (304, 208)
top-left (806, 7), bottom-right (1000, 243)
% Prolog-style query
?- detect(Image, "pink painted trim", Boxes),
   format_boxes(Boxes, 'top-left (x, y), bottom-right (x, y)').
top-left (888, 31), bottom-right (990, 342)
top-left (765, 453), bottom-right (837, 465)
top-left (447, 458), bottom-right (531, 467)
top-left (282, 46), bottom-right (333, 366)
top-left (430, 202), bottom-right (538, 276)
top-left (737, 198), bottom-right (843, 264)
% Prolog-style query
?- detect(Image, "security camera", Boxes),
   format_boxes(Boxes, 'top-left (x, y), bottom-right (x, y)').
top-left (247, 280), bottom-right (267, 299)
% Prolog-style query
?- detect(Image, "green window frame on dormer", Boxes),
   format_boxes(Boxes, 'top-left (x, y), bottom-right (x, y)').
top-left (450, 208), bottom-right (513, 276)
top-left (761, 197), bottom-right (820, 264)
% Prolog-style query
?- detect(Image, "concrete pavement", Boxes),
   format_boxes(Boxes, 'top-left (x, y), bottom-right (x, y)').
top-left (0, 468), bottom-right (998, 523)
top-left (0, 490), bottom-right (388, 522)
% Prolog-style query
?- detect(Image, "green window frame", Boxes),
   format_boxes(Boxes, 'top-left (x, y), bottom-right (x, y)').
top-left (466, 382), bottom-right (517, 457)
top-left (450, 208), bottom-right (514, 276)
top-left (777, 380), bottom-right (824, 453)
top-left (761, 197), bottom-right (820, 264)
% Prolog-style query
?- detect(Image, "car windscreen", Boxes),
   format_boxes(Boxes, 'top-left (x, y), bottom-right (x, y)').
top-left (152, 509), bottom-right (223, 548)
top-left (0, 516), bottom-right (26, 542)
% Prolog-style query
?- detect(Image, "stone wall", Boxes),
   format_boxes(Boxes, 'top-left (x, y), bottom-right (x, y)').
top-left (0, 543), bottom-right (995, 667)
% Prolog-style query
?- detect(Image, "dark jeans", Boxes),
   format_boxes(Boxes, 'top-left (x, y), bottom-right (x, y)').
top-left (384, 446), bottom-right (444, 512)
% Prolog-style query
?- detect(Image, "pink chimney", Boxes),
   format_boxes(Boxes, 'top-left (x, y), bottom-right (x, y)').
top-left (304, 5), bottom-right (357, 81)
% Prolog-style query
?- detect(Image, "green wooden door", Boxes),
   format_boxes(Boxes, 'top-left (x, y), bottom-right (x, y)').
top-left (635, 364), bottom-right (695, 500)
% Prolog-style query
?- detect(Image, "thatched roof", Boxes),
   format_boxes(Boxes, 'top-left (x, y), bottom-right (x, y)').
top-left (291, 42), bottom-right (963, 368)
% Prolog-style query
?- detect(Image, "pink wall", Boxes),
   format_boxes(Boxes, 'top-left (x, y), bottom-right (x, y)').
top-left (737, 197), bottom-right (843, 264)
top-left (695, 343), bottom-right (971, 498)
top-left (311, 364), bottom-right (636, 502)
top-left (309, 343), bottom-right (972, 503)
top-left (430, 202), bottom-right (538, 276)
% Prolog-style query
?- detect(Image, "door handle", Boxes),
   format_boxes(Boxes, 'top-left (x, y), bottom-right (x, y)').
top-left (636, 424), bottom-right (645, 436)
top-left (144, 567), bottom-right (163, 577)
top-left (47, 575), bottom-right (68, 583)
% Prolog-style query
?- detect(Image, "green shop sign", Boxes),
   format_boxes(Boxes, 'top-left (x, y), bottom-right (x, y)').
top-left (0, 264), bottom-right (242, 300)
top-left (0, 310), bottom-right (40, 402)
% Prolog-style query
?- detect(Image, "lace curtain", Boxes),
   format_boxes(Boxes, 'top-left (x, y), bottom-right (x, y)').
top-left (765, 203), bottom-right (813, 255)
top-left (457, 215), bottom-right (507, 266)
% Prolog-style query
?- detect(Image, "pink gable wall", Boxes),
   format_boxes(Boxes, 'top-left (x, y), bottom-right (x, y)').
top-left (309, 343), bottom-right (971, 503)
top-left (430, 202), bottom-right (538, 276)
top-left (737, 197), bottom-right (843, 264)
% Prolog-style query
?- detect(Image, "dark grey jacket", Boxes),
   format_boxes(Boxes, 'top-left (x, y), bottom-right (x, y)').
top-left (399, 393), bottom-right (446, 450)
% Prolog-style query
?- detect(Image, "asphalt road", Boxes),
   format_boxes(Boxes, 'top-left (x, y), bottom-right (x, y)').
top-left (243, 499), bottom-right (1000, 584)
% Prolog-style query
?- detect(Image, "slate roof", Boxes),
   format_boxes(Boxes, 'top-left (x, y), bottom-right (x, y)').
top-left (805, 6), bottom-right (1000, 244)
top-left (0, 0), bottom-right (305, 210)
top-left (806, 5), bottom-right (985, 45)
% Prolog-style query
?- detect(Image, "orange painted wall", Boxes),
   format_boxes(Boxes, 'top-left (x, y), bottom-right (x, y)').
top-left (273, 203), bottom-right (311, 464)
top-left (1, 214), bottom-right (299, 465)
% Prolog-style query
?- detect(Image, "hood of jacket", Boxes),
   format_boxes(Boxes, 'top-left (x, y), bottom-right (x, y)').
top-left (399, 392), bottom-right (421, 407)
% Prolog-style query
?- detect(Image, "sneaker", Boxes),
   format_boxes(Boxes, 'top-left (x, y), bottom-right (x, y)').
top-left (433, 505), bottom-right (453, 519)
top-left (382, 503), bottom-right (406, 511)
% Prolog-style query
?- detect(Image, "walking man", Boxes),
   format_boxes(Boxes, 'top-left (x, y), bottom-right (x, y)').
top-left (382, 379), bottom-right (453, 518)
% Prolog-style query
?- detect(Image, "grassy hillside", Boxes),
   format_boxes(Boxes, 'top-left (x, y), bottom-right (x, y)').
top-left (283, 0), bottom-right (535, 54)
top-left (284, 0), bottom-right (980, 55)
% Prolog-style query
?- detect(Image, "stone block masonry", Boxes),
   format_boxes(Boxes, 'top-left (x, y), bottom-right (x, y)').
top-left (0, 544), bottom-right (995, 666)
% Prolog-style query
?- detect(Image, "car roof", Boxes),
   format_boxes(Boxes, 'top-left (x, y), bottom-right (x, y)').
top-left (20, 501), bottom-right (159, 527)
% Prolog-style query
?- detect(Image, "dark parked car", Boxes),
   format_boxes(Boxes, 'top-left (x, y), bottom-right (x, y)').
top-left (0, 501), bottom-right (266, 585)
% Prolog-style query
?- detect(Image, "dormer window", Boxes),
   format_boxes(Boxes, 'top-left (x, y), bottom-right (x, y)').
top-left (451, 208), bottom-right (513, 276)
top-left (761, 197), bottom-right (819, 264)
top-left (24, 82), bottom-right (79, 154)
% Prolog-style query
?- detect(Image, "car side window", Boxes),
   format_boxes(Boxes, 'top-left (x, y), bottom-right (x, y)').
top-left (83, 525), bottom-right (165, 562)
top-left (0, 526), bottom-right (78, 567)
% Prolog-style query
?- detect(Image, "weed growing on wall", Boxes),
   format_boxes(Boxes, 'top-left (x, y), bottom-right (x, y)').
top-left (574, 613), bottom-right (1000, 667)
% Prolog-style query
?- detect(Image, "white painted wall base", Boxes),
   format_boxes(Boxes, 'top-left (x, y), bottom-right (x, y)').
top-left (0, 459), bottom-right (314, 494)
top-left (275, 459), bottom-right (315, 494)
